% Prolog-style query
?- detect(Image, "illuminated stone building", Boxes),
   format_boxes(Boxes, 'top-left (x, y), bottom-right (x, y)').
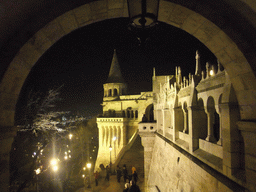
top-left (96, 49), bottom-right (243, 191)
top-left (1, 1), bottom-right (256, 191)
top-left (95, 50), bottom-right (153, 170)
top-left (139, 51), bottom-right (242, 191)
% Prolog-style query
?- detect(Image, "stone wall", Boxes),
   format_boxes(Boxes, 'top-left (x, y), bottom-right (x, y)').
top-left (146, 135), bottom-right (244, 192)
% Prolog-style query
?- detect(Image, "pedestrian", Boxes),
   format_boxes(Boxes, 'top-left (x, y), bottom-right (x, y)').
top-left (116, 165), bottom-right (122, 183)
top-left (105, 165), bottom-right (110, 181)
top-left (123, 164), bottom-right (128, 182)
top-left (94, 171), bottom-right (99, 186)
top-left (123, 182), bottom-right (130, 192)
top-left (132, 170), bottom-right (138, 185)
top-left (128, 180), bottom-right (140, 192)
top-left (132, 166), bottom-right (136, 174)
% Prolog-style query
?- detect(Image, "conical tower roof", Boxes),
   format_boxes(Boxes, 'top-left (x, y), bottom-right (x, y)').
top-left (106, 49), bottom-right (125, 83)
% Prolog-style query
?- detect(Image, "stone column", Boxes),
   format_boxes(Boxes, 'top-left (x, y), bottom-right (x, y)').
top-left (188, 106), bottom-right (200, 152)
top-left (205, 109), bottom-right (216, 142)
top-left (216, 105), bottom-right (222, 145)
top-left (220, 103), bottom-right (243, 178)
top-left (121, 125), bottom-right (126, 146)
top-left (99, 126), bottom-right (103, 147)
top-left (182, 107), bottom-right (188, 133)
top-left (173, 107), bottom-right (180, 141)
top-left (162, 109), bottom-right (166, 137)
top-left (108, 126), bottom-right (112, 148)
top-left (0, 126), bottom-right (18, 192)
top-left (139, 132), bottom-right (155, 192)
top-left (156, 109), bottom-right (161, 131)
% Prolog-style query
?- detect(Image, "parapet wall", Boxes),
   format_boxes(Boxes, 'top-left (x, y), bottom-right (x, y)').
top-left (146, 134), bottom-right (245, 192)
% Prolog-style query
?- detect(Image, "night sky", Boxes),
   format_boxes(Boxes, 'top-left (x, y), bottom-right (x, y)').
top-left (16, 18), bottom-right (217, 119)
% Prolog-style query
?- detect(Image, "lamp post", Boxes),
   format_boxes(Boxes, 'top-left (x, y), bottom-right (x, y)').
top-left (35, 168), bottom-right (41, 192)
top-left (109, 145), bottom-right (112, 173)
top-left (86, 163), bottom-right (92, 188)
top-left (127, 0), bottom-right (160, 46)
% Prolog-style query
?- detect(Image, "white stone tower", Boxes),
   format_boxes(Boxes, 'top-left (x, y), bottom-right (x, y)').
top-left (95, 49), bottom-right (153, 171)
top-left (103, 49), bottom-right (127, 102)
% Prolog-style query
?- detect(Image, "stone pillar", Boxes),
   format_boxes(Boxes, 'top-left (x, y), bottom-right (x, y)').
top-left (173, 107), bottom-right (180, 141)
top-left (216, 105), bottom-right (222, 145)
top-left (182, 107), bottom-right (188, 133)
top-left (121, 126), bottom-right (126, 146)
top-left (188, 106), bottom-right (200, 152)
top-left (156, 109), bottom-right (161, 132)
top-left (162, 109), bottom-right (166, 137)
top-left (139, 132), bottom-right (155, 192)
top-left (0, 126), bottom-right (18, 192)
top-left (99, 126), bottom-right (103, 147)
top-left (237, 121), bottom-right (256, 192)
top-left (205, 109), bottom-right (216, 142)
top-left (220, 103), bottom-right (243, 178)
top-left (108, 126), bottom-right (112, 148)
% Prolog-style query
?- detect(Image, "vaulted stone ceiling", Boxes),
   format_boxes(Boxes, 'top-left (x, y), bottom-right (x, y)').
top-left (1, 0), bottom-right (256, 81)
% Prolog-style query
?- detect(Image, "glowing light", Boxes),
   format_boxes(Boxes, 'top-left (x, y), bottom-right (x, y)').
top-left (210, 69), bottom-right (214, 76)
top-left (69, 134), bottom-right (73, 140)
top-left (64, 156), bottom-right (68, 160)
top-left (35, 168), bottom-right (41, 175)
top-left (69, 155), bottom-right (71, 158)
top-left (83, 167), bottom-right (86, 170)
top-left (50, 158), bottom-right (58, 166)
top-left (82, 174), bottom-right (85, 178)
top-left (113, 136), bottom-right (117, 141)
top-left (87, 163), bottom-right (92, 169)
top-left (68, 150), bottom-right (71, 153)
top-left (53, 165), bottom-right (58, 172)
top-left (109, 146), bottom-right (112, 151)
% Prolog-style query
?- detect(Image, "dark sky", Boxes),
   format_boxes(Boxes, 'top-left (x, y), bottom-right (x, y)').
top-left (16, 18), bottom-right (216, 119)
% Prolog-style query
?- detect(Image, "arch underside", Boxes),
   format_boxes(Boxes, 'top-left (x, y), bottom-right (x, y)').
top-left (0, 0), bottom-right (255, 129)
top-left (0, 1), bottom-right (255, 191)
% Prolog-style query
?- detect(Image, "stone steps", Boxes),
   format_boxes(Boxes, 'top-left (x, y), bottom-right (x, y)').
top-left (118, 135), bottom-right (144, 178)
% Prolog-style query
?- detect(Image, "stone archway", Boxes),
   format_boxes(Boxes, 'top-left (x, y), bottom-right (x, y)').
top-left (0, 0), bottom-right (256, 191)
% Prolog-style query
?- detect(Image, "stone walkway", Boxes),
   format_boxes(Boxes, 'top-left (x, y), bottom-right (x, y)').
top-left (76, 174), bottom-right (144, 192)
top-left (76, 136), bottom-right (145, 192)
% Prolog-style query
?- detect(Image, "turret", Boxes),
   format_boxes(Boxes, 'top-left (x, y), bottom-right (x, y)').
top-left (195, 50), bottom-right (201, 76)
top-left (103, 49), bottom-right (127, 101)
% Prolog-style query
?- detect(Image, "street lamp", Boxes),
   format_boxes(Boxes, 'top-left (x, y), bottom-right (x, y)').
top-left (109, 145), bottom-right (112, 173)
top-left (86, 163), bottom-right (92, 188)
top-left (127, 0), bottom-right (160, 46)
top-left (50, 158), bottom-right (58, 172)
top-left (35, 168), bottom-right (41, 192)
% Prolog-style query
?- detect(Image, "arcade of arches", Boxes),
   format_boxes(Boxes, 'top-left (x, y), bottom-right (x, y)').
top-left (0, 0), bottom-right (256, 191)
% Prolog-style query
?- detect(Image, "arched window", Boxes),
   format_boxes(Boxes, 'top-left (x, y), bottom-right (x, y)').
top-left (183, 102), bottom-right (188, 134)
top-left (127, 110), bottom-right (130, 118)
top-left (198, 98), bottom-right (207, 139)
top-left (113, 89), bottom-right (118, 96)
top-left (145, 104), bottom-right (154, 122)
top-left (108, 89), bottom-right (112, 97)
top-left (131, 110), bottom-right (134, 118)
top-left (135, 110), bottom-right (138, 118)
top-left (122, 110), bottom-right (125, 117)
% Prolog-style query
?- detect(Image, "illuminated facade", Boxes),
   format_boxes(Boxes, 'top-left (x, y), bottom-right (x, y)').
top-left (95, 50), bottom-right (242, 191)
top-left (139, 51), bottom-right (242, 191)
top-left (95, 50), bottom-right (153, 170)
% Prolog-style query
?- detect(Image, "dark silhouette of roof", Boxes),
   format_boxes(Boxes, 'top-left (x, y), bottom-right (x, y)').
top-left (106, 49), bottom-right (125, 84)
